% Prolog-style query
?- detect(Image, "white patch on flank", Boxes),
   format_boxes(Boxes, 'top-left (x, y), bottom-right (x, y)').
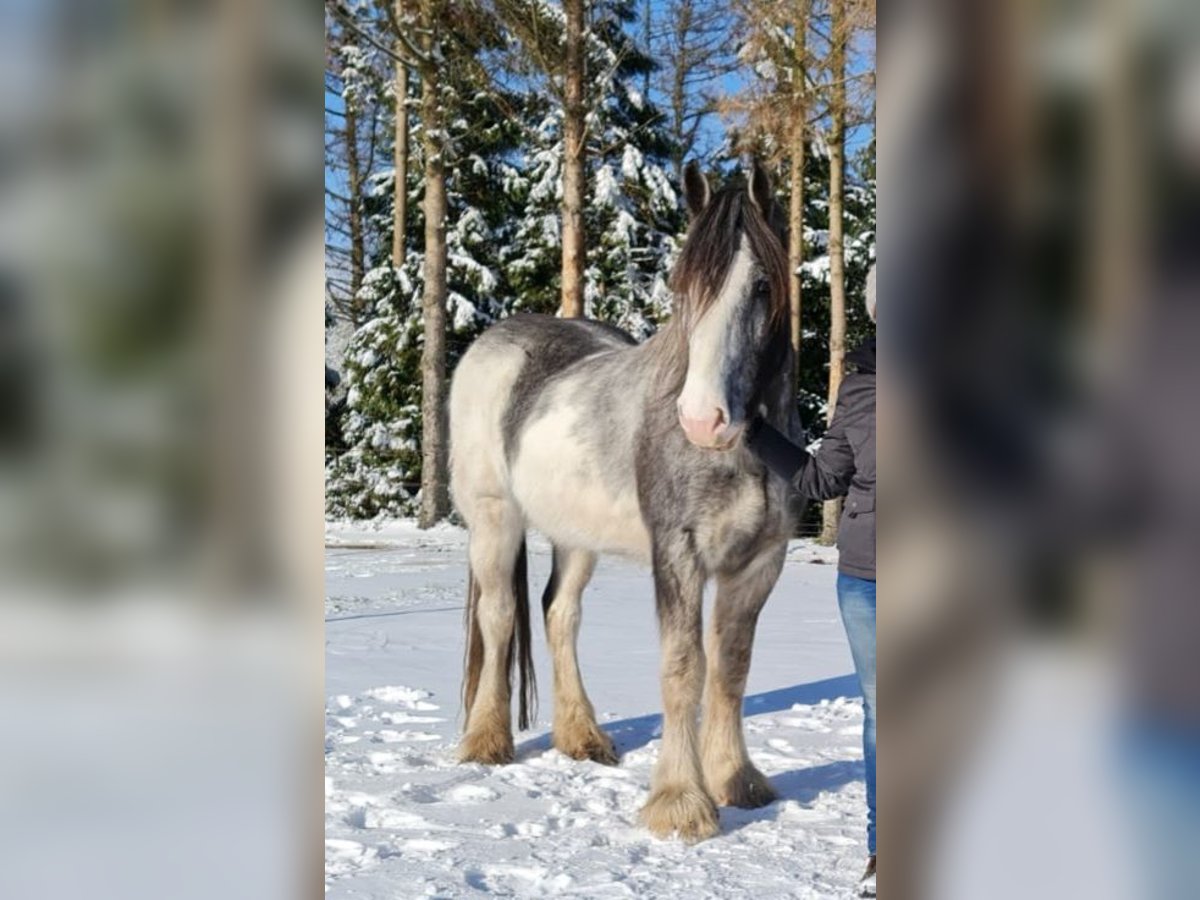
top-left (510, 388), bottom-right (652, 562)
top-left (677, 237), bottom-right (756, 425)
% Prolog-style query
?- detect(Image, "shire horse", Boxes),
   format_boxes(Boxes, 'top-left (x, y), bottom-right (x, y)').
top-left (449, 161), bottom-right (795, 841)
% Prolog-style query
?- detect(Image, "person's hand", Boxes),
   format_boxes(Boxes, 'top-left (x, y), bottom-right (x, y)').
top-left (742, 416), bottom-right (806, 483)
top-left (744, 414), bottom-right (766, 447)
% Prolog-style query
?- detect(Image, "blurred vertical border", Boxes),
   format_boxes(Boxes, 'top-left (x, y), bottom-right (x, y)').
top-left (881, 1), bottom-right (1200, 898)
top-left (0, 1), bottom-right (323, 898)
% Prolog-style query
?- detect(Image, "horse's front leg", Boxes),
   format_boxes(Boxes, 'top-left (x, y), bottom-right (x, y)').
top-left (700, 544), bottom-right (787, 808)
top-left (640, 546), bottom-right (719, 842)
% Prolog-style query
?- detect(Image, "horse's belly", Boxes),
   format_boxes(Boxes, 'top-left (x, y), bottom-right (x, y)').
top-left (509, 409), bottom-right (651, 562)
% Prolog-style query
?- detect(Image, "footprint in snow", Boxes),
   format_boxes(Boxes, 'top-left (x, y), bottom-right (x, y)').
top-left (467, 864), bottom-right (573, 894)
top-left (344, 805), bottom-right (437, 831)
top-left (366, 685), bottom-right (440, 711)
top-left (445, 784), bottom-right (499, 803)
top-left (366, 750), bottom-right (435, 772)
top-left (380, 711), bottom-right (445, 725)
top-left (374, 729), bottom-right (441, 743)
top-left (325, 839), bottom-right (379, 877)
top-left (779, 716), bottom-right (832, 733)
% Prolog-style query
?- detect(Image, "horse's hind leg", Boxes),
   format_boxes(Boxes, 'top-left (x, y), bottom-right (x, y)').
top-left (544, 546), bottom-right (616, 764)
top-left (700, 544), bottom-right (787, 808)
top-left (460, 498), bottom-right (525, 765)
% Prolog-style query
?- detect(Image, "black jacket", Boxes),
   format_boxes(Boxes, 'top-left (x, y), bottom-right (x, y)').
top-left (747, 338), bottom-right (876, 579)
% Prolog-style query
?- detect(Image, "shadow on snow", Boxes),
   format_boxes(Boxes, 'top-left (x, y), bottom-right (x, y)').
top-left (514, 674), bottom-right (864, 824)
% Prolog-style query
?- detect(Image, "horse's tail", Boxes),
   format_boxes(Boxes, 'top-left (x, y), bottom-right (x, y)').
top-left (511, 540), bottom-right (537, 730)
top-left (461, 567), bottom-right (484, 723)
top-left (462, 539), bottom-right (537, 731)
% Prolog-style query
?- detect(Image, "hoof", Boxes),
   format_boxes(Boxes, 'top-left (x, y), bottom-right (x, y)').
top-left (459, 727), bottom-right (514, 765)
top-left (554, 721), bottom-right (619, 765)
top-left (708, 764), bottom-right (777, 809)
top-left (639, 784), bottom-right (720, 842)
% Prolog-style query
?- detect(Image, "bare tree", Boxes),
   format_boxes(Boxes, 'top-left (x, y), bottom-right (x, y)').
top-left (726, 0), bottom-right (812, 388)
top-left (653, 0), bottom-right (737, 179)
top-left (786, 1), bottom-right (809, 391)
top-left (324, 24), bottom-right (370, 321)
top-left (819, 0), bottom-right (848, 545)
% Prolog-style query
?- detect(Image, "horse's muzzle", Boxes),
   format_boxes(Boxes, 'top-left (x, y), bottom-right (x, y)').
top-left (678, 410), bottom-right (745, 450)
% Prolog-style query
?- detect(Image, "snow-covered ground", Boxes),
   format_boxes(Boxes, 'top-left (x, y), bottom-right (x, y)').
top-left (326, 520), bottom-right (869, 898)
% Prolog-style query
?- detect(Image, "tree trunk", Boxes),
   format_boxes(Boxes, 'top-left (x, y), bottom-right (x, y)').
top-left (788, 116), bottom-right (804, 393)
top-left (560, 0), bottom-right (586, 318)
top-left (392, 19), bottom-right (409, 270)
top-left (642, 0), bottom-right (653, 104)
top-left (345, 102), bottom-right (365, 319)
top-left (788, 1), bottom-right (807, 392)
top-left (820, 0), bottom-right (847, 546)
top-left (418, 27), bottom-right (450, 527)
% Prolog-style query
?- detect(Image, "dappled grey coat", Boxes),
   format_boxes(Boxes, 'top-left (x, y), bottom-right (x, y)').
top-left (747, 338), bottom-right (876, 579)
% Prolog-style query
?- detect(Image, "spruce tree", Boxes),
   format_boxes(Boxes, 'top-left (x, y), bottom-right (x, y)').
top-left (326, 0), bottom-right (525, 519)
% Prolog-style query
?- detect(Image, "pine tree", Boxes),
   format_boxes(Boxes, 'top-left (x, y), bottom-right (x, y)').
top-left (325, 0), bottom-right (525, 520)
top-left (585, 0), bottom-right (681, 334)
top-left (501, 0), bottom-right (681, 335)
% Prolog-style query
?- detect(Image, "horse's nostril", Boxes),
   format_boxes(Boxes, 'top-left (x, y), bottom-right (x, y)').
top-left (677, 400), bottom-right (730, 442)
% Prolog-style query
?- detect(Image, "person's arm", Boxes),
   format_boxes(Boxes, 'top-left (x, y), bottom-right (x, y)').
top-left (745, 392), bottom-right (856, 501)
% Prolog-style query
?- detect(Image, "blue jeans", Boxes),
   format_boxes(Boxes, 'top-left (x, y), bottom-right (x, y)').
top-left (837, 572), bottom-right (876, 856)
top-left (1120, 720), bottom-right (1200, 900)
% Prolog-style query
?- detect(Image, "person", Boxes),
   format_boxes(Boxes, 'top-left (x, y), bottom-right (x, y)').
top-left (744, 265), bottom-right (876, 897)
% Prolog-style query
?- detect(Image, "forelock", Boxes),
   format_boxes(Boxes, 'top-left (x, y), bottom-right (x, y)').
top-left (669, 185), bottom-right (788, 330)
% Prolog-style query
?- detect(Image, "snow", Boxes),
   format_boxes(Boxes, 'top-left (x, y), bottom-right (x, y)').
top-left (594, 165), bottom-right (622, 207)
top-left (620, 145), bottom-right (644, 182)
top-left (326, 521), bottom-right (870, 897)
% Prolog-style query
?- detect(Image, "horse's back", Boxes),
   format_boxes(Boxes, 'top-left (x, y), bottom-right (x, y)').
top-left (469, 313), bottom-right (635, 366)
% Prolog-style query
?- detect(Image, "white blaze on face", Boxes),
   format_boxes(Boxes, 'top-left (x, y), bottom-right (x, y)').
top-left (677, 237), bottom-right (756, 449)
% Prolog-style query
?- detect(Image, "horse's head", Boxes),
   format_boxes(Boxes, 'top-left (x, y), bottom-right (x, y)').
top-left (670, 161), bottom-right (789, 450)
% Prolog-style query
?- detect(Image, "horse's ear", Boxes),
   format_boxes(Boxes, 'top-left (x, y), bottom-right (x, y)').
top-left (748, 160), bottom-right (774, 213)
top-left (683, 160), bottom-right (710, 219)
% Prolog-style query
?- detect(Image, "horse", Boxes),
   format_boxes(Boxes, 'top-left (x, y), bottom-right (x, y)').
top-left (448, 160), bottom-right (795, 841)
